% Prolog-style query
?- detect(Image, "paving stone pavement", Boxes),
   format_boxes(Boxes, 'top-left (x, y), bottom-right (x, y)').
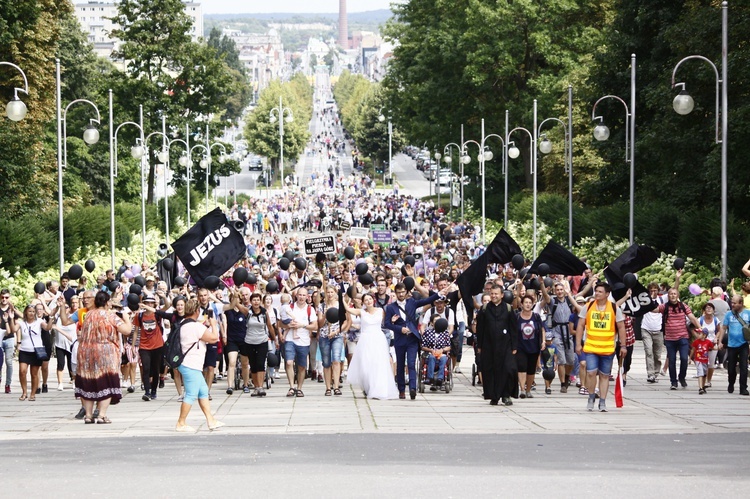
top-left (1, 342), bottom-right (749, 440)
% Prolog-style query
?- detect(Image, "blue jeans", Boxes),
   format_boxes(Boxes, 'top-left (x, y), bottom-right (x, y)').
top-left (283, 342), bottom-right (310, 369)
top-left (585, 352), bottom-right (615, 376)
top-left (318, 335), bottom-right (344, 368)
top-left (427, 353), bottom-right (448, 381)
top-left (2, 337), bottom-right (14, 386)
top-left (665, 337), bottom-right (690, 386)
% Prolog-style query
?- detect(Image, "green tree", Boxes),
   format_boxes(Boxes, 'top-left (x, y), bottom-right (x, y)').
top-left (110, 0), bottom-right (237, 204)
top-left (243, 79), bottom-right (312, 177)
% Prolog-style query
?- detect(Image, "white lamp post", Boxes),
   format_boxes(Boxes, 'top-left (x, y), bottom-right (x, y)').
top-left (670, 1), bottom-right (728, 279)
top-left (507, 107), bottom-right (537, 257)
top-left (538, 85), bottom-right (574, 247)
top-left (269, 96), bottom-right (294, 188)
top-left (145, 120), bottom-right (177, 250)
top-left (58, 59), bottom-right (101, 274)
top-left (0, 61), bottom-right (29, 121)
top-left (592, 55), bottom-right (636, 246)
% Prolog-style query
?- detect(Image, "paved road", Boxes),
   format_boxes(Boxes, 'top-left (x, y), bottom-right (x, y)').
top-left (4, 433), bottom-right (745, 496)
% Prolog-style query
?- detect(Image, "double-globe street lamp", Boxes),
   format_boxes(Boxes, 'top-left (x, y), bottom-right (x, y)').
top-left (269, 96), bottom-right (294, 189)
top-left (671, 1), bottom-right (728, 280)
top-left (0, 61), bottom-right (29, 121)
top-left (538, 85), bottom-right (574, 248)
top-left (57, 59), bottom-right (101, 275)
top-left (441, 143), bottom-right (461, 221)
top-left (378, 112), bottom-right (393, 187)
top-left (507, 101), bottom-right (538, 258)
top-left (461, 119), bottom-right (506, 246)
top-left (200, 124), bottom-right (227, 213)
top-left (591, 54), bottom-right (636, 246)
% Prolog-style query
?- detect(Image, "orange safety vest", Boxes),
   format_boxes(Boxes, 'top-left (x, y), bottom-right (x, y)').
top-left (583, 300), bottom-right (617, 355)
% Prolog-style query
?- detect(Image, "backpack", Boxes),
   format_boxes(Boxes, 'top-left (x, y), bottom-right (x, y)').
top-left (290, 303), bottom-right (313, 323)
top-left (164, 318), bottom-right (197, 369)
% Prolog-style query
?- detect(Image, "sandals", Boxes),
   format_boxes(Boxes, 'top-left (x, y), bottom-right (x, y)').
top-left (84, 417), bottom-right (95, 424)
top-left (97, 417), bottom-right (112, 424)
top-left (333, 388), bottom-right (342, 396)
top-left (325, 389), bottom-right (332, 396)
top-left (18, 395), bottom-right (27, 401)
top-left (296, 389), bottom-right (304, 398)
top-left (287, 388), bottom-right (297, 397)
top-left (28, 396), bottom-right (35, 401)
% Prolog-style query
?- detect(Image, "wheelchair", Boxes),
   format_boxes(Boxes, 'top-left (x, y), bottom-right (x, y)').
top-left (417, 351), bottom-right (453, 394)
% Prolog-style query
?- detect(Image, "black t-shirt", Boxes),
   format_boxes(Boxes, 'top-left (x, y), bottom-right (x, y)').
top-left (224, 309), bottom-right (248, 344)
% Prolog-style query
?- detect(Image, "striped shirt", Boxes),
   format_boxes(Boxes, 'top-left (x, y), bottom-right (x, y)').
top-left (658, 302), bottom-right (693, 341)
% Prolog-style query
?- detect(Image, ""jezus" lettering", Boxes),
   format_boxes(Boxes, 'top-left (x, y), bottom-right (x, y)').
top-left (189, 225), bottom-right (231, 266)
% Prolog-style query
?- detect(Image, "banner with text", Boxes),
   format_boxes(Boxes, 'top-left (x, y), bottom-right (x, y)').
top-left (304, 235), bottom-right (337, 256)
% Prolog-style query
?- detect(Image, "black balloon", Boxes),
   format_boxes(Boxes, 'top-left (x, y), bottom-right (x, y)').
top-left (283, 250), bottom-right (295, 261)
top-left (403, 276), bottom-right (415, 291)
top-left (119, 265), bottom-right (127, 274)
top-left (673, 258), bottom-right (685, 270)
top-left (265, 279), bottom-right (279, 293)
top-left (343, 246), bottom-right (355, 260)
top-left (203, 276), bottom-right (220, 290)
top-left (434, 318), bottom-right (449, 333)
top-left (108, 281), bottom-right (119, 293)
top-left (174, 276), bottom-right (186, 286)
top-left (128, 301), bottom-right (140, 312)
top-left (355, 262), bottom-right (369, 275)
top-left (315, 252), bottom-right (326, 264)
top-left (85, 259), bottom-right (96, 273)
top-left (129, 284), bottom-right (142, 296)
top-left (623, 272), bottom-right (638, 289)
top-left (519, 268), bottom-right (528, 279)
top-left (511, 254), bottom-right (525, 270)
top-left (325, 307), bottom-right (339, 324)
top-left (266, 351), bottom-right (280, 368)
top-left (542, 368), bottom-right (556, 381)
top-left (134, 275), bottom-right (146, 287)
top-left (503, 290), bottom-right (515, 304)
top-left (279, 257), bottom-right (290, 271)
top-left (127, 293), bottom-right (140, 308)
top-left (68, 264), bottom-right (83, 280)
top-left (294, 257), bottom-right (307, 271)
top-left (528, 278), bottom-right (540, 290)
top-left (346, 285), bottom-right (356, 298)
top-left (404, 255), bottom-right (416, 267)
top-left (162, 258), bottom-right (174, 271)
top-left (401, 266), bottom-right (409, 277)
top-left (232, 267), bottom-right (248, 285)
top-left (359, 273), bottom-right (374, 286)
top-left (612, 282), bottom-right (626, 292)
top-left (543, 277), bottom-right (554, 288)
top-left (247, 274), bottom-right (258, 285)
top-left (34, 282), bottom-right (45, 295)
top-left (537, 263), bottom-right (550, 277)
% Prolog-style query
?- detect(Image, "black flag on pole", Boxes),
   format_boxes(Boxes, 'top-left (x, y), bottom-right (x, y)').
top-left (604, 244), bottom-right (659, 316)
top-left (171, 208), bottom-right (246, 288)
top-left (457, 229), bottom-right (523, 320)
top-left (528, 240), bottom-right (588, 277)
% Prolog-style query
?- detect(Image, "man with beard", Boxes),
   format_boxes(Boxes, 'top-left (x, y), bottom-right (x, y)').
top-left (475, 284), bottom-right (518, 406)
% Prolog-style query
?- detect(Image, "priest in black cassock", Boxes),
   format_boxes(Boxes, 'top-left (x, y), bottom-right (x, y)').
top-left (476, 284), bottom-right (519, 406)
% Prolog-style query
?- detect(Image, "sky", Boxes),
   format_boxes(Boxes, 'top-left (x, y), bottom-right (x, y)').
top-left (202, 0), bottom-right (397, 15)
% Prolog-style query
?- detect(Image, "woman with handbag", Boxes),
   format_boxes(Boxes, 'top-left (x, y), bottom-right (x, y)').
top-left (15, 305), bottom-right (54, 401)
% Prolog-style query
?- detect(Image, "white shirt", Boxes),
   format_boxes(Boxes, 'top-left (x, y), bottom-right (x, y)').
top-left (286, 302), bottom-right (317, 347)
top-left (19, 318), bottom-right (44, 353)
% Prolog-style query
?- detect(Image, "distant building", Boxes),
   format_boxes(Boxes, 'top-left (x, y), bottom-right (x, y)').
top-left (228, 29), bottom-right (286, 101)
top-left (74, 1), bottom-right (203, 59)
top-left (338, 0), bottom-right (349, 49)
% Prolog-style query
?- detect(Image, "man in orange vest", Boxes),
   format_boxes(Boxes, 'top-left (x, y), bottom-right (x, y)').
top-left (575, 281), bottom-right (627, 412)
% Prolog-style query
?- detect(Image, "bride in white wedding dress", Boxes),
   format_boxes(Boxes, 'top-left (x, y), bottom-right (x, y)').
top-left (345, 294), bottom-right (399, 400)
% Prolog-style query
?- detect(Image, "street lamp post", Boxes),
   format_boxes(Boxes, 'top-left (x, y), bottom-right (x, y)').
top-left (203, 124), bottom-right (227, 213)
top-left (112, 105), bottom-right (147, 265)
top-left (671, 1), bottom-right (728, 279)
top-left (234, 139), bottom-right (248, 205)
top-left (145, 122), bottom-right (176, 250)
top-left (538, 86), bottom-right (574, 247)
top-left (58, 59), bottom-right (101, 274)
top-left (0, 61), bottom-right (29, 121)
top-left (269, 96), bottom-right (294, 188)
top-left (442, 143), bottom-right (461, 221)
top-left (434, 150), bottom-right (442, 209)
top-left (460, 120), bottom-right (505, 246)
top-left (592, 54), bottom-right (636, 246)
top-left (507, 117), bottom-right (537, 257)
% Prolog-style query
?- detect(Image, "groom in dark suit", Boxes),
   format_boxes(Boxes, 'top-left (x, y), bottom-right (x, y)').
top-left (385, 280), bottom-right (442, 399)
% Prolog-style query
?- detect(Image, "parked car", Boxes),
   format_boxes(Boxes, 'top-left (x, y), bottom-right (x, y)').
top-left (248, 158), bottom-right (263, 171)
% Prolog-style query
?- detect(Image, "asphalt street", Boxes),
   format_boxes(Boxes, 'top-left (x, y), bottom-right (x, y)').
top-left (4, 433), bottom-right (738, 497)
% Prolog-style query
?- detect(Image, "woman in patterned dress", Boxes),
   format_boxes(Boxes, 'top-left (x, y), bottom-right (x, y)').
top-left (75, 291), bottom-right (132, 424)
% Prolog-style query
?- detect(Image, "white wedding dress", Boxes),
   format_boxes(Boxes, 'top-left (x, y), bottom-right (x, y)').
top-left (347, 308), bottom-right (399, 400)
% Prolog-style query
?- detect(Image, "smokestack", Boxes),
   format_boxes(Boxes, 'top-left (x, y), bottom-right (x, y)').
top-left (338, 0), bottom-right (348, 49)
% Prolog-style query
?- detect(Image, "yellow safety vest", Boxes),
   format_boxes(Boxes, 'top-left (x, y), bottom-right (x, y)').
top-left (583, 301), bottom-right (617, 355)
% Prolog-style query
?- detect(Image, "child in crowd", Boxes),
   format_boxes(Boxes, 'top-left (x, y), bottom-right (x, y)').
top-left (278, 293), bottom-right (296, 338)
top-left (690, 328), bottom-right (714, 394)
top-left (540, 332), bottom-right (558, 395)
